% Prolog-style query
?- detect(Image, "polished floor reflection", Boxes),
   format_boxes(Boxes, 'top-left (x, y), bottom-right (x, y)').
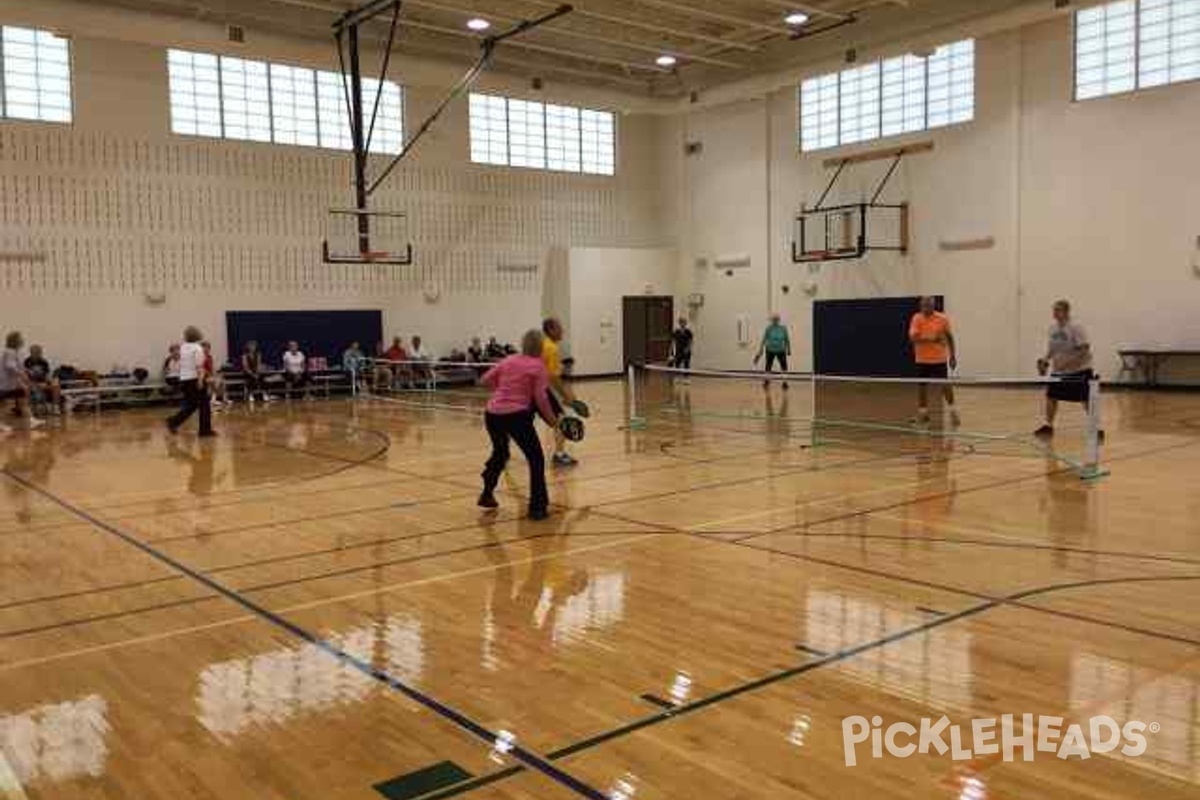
top-left (0, 382), bottom-right (1198, 799)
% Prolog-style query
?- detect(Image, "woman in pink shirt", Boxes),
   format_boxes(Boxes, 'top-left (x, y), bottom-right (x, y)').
top-left (478, 329), bottom-right (560, 520)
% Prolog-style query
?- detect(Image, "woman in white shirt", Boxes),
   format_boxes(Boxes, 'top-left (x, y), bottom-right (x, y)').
top-left (165, 326), bottom-right (214, 436)
top-left (282, 341), bottom-right (311, 400)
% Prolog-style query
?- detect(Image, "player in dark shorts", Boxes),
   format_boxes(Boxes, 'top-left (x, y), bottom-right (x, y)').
top-left (908, 296), bottom-right (960, 426)
top-left (670, 318), bottom-right (694, 369)
top-left (1036, 300), bottom-right (1101, 439)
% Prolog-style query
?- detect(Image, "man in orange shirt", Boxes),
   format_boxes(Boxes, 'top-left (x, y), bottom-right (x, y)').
top-left (909, 296), bottom-right (959, 426)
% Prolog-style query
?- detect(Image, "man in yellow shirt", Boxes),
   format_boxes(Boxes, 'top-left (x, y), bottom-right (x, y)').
top-left (908, 296), bottom-right (960, 427)
top-left (542, 317), bottom-right (579, 467)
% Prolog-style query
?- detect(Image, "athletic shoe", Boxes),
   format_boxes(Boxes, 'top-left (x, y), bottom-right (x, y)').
top-left (1034, 425), bottom-right (1054, 438)
top-left (478, 492), bottom-right (499, 509)
top-left (552, 453), bottom-right (578, 468)
top-left (0, 423), bottom-right (11, 435)
top-left (166, 420), bottom-right (179, 435)
top-left (528, 507), bottom-right (550, 521)
top-left (28, 417), bottom-right (45, 429)
top-left (782, 382), bottom-right (789, 390)
top-left (949, 409), bottom-right (961, 428)
top-left (198, 430), bottom-right (218, 438)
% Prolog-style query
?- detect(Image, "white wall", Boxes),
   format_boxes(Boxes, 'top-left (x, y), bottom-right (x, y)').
top-left (0, 0), bottom-right (669, 372)
top-left (561, 247), bottom-right (678, 376)
top-left (668, 100), bottom-right (772, 371)
top-left (665, 18), bottom-right (1200, 382)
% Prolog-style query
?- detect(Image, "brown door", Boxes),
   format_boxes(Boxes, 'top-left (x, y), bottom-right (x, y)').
top-left (623, 296), bottom-right (674, 367)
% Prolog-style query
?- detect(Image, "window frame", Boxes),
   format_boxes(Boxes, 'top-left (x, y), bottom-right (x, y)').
top-left (1073, 0), bottom-right (1200, 101)
top-left (0, 25), bottom-right (75, 126)
top-left (166, 47), bottom-right (404, 153)
top-left (798, 38), bottom-right (976, 153)
top-left (468, 91), bottom-right (617, 177)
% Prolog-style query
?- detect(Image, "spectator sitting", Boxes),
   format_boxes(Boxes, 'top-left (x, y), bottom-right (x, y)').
top-left (342, 341), bottom-right (366, 373)
top-left (378, 336), bottom-right (410, 390)
top-left (241, 340), bottom-right (272, 404)
top-left (281, 341), bottom-right (311, 400)
top-left (202, 342), bottom-right (230, 409)
top-left (467, 337), bottom-right (485, 363)
top-left (24, 344), bottom-right (62, 415)
top-left (2, 331), bottom-right (45, 431)
top-left (485, 336), bottom-right (506, 362)
top-left (162, 344), bottom-right (181, 390)
top-left (445, 347), bottom-right (467, 363)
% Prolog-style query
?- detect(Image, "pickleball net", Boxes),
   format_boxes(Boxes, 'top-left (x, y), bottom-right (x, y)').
top-left (625, 364), bottom-right (1106, 479)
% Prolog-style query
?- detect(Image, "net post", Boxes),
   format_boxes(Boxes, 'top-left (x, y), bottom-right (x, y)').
top-left (1080, 376), bottom-right (1108, 481)
top-left (627, 364), bottom-right (646, 430)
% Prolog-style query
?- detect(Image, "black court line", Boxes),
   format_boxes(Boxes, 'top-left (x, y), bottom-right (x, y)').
top-left (794, 644), bottom-right (828, 657)
top-left (746, 529), bottom-right (1200, 567)
top-left (0, 524), bottom-right (662, 640)
top-left (0, 470), bottom-right (611, 800)
top-left (385, 573), bottom-right (1200, 800)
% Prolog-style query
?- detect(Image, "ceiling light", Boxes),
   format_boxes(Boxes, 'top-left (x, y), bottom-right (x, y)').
top-left (656, 54), bottom-right (677, 68)
top-left (785, 12), bottom-right (810, 26)
top-left (466, 18), bottom-right (491, 31)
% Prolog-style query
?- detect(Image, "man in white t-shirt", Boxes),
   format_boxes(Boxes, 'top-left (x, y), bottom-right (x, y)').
top-left (1035, 300), bottom-right (1099, 438)
top-left (166, 326), bottom-right (214, 436)
top-left (408, 335), bottom-right (432, 388)
top-left (282, 341), bottom-right (311, 400)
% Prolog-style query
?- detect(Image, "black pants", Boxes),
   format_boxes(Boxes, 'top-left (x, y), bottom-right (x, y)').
top-left (167, 379), bottom-right (213, 434)
top-left (483, 410), bottom-right (548, 513)
top-left (244, 373), bottom-right (265, 399)
top-left (284, 371), bottom-right (310, 396)
top-left (672, 352), bottom-right (692, 369)
top-left (764, 352), bottom-right (789, 372)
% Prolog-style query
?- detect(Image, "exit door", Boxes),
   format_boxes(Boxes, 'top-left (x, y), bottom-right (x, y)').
top-left (623, 296), bottom-right (674, 368)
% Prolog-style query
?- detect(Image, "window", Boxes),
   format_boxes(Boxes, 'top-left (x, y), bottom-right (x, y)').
top-left (546, 104), bottom-right (581, 172)
top-left (272, 64), bottom-right (319, 147)
top-left (508, 98), bottom-right (546, 169)
top-left (168, 50), bottom-right (221, 137)
top-left (1076, 0), bottom-right (1200, 100)
top-left (799, 38), bottom-right (975, 152)
top-left (221, 57), bottom-right (271, 143)
top-left (580, 109), bottom-right (616, 175)
top-left (469, 92), bottom-right (616, 176)
top-left (1, 26), bottom-right (72, 123)
top-left (167, 48), bottom-right (403, 152)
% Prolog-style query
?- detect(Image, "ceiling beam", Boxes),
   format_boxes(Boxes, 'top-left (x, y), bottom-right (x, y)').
top-left (751, 0), bottom-right (852, 22)
top-left (405, 0), bottom-right (746, 68)
top-left (515, 0), bottom-right (762, 52)
top-left (268, 0), bottom-right (674, 72)
top-left (624, 0), bottom-right (791, 36)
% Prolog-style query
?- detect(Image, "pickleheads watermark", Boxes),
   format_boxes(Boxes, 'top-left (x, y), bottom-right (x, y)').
top-left (842, 715), bottom-right (1157, 767)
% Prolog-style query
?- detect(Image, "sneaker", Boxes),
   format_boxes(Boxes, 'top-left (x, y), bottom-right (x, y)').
top-left (782, 382), bottom-right (789, 390)
top-left (166, 420), bottom-right (179, 435)
top-left (1034, 424), bottom-right (1054, 438)
top-left (28, 417), bottom-right (45, 429)
top-left (198, 430), bottom-right (218, 438)
top-left (913, 410), bottom-right (931, 425)
top-left (528, 507), bottom-right (550, 521)
top-left (478, 492), bottom-right (499, 510)
top-left (762, 380), bottom-right (770, 390)
top-left (949, 409), bottom-right (961, 428)
top-left (0, 423), bottom-right (11, 435)
top-left (552, 452), bottom-right (578, 468)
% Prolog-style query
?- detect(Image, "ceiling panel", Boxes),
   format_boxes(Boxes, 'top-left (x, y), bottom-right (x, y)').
top-left (78, 0), bottom-right (1047, 95)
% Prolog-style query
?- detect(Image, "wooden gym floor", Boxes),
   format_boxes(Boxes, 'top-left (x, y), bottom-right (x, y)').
top-left (0, 379), bottom-right (1198, 800)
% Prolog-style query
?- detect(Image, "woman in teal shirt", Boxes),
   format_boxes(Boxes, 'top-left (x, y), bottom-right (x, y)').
top-left (754, 313), bottom-right (792, 389)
